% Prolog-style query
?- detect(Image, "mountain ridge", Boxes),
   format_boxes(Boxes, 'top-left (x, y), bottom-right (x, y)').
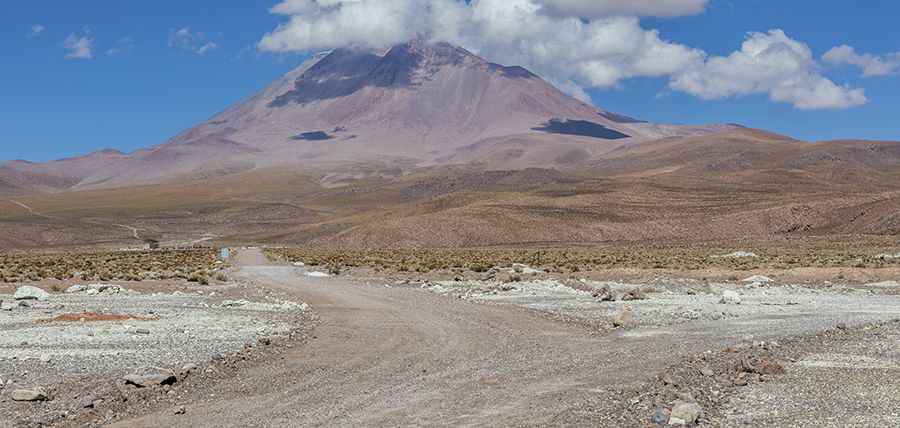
top-left (1, 40), bottom-right (738, 193)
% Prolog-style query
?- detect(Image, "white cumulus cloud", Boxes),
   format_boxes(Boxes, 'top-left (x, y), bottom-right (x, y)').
top-left (823, 45), bottom-right (900, 77)
top-left (63, 32), bottom-right (94, 59)
top-left (534, 0), bottom-right (709, 18)
top-left (258, 1), bottom-right (867, 110)
top-left (258, 0), bottom-right (703, 101)
top-left (670, 30), bottom-right (866, 110)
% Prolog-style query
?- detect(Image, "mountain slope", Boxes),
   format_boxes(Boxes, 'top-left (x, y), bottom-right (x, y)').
top-left (1, 40), bottom-right (735, 191)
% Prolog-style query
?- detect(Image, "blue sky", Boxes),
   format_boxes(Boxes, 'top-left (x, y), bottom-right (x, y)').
top-left (2, 1), bottom-right (899, 162)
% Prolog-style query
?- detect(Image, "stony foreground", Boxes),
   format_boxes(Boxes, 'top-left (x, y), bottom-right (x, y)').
top-left (3, 249), bottom-right (899, 427)
top-left (0, 276), bottom-right (308, 427)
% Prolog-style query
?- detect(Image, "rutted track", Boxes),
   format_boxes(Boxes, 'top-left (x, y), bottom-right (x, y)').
top-left (109, 249), bottom-right (900, 427)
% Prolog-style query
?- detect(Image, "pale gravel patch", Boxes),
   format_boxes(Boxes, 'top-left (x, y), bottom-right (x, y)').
top-left (0, 288), bottom-right (306, 391)
top-left (421, 278), bottom-right (900, 329)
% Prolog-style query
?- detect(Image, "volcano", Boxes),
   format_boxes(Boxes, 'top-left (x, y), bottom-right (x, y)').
top-left (1, 40), bottom-right (733, 191)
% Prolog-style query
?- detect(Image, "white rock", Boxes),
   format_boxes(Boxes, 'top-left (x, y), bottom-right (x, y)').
top-left (292, 262), bottom-right (306, 267)
top-left (221, 300), bottom-right (249, 308)
top-left (742, 275), bottom-right (773, 283)
top-left (11, 388), bottom-right (47, 402)
top-left (717, 251), bottom-right (758, 258)
top-left (668, 416), bottom-right (687, 426)
top-left (1, 300), bottom-right (24, 311)
top-left (14, 286), bottom-right (50, 301)
top-left (670, 401), bottom-right (702, 424)
top-left (612, 308), bottom-right (632, 327)
top-left (65, 284), bottom-right (88, 293)
top-left (875, 253), bottom-right (900, 260)
top-left (865, 280), bottom-right (900, 288)
top-left (511, 263), bottom-right (543, 274)
top-left (89, 283), bottom-right (123, 294)
top-left (720, 290), bottom-right (742, 305)
top-left (305, 271), bottom-right (330, 278)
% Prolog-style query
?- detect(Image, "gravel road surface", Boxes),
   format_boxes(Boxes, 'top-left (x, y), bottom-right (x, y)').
top-left (109, 249), bottom-right (900, 427)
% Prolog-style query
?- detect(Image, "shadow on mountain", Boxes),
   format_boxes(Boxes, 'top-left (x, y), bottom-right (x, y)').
top-left (271, 42), bottom-right (458, 107)
top-left (292, 131), bottom-right (334, 141)
top-left (533, 119), bottom-right (630, 140)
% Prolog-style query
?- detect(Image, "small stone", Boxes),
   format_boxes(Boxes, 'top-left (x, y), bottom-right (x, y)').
top-left (699, 366), bottom-right (714, 377)
top-left (661, 372), bottom-right (679, 386)
top-left (650, 408), bottom-right (669, 426)
top-left (719, 290), bottom-right (742, 305)
top-left (134, 328), bottom-right (151, 335)
top-left (621, 287), bottom-right (647, 301)
top-left (39, 354), bottom-right (51, 363)
top-left (612, 308), bottom-right (632, 327)
top-left (669, 401), bottom-right (702, 425)
top-left (221, 300), bottom-right (249, 308)
top-left (65, 285), bottom-right (89, 294)
top-left (11, 388), bottom-right (47, 402)
top-left (592, 285), bottom-right (614, 302)
top-left (258, 337), bottom-right (272, 346)
top-left (174, 406), bottom-right (186, 415)
top-left (14, 286), bottom-right (50, 302)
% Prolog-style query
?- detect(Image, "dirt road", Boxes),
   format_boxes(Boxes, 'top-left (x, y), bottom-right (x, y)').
top-left (110, 249), bottom-right (900, 427)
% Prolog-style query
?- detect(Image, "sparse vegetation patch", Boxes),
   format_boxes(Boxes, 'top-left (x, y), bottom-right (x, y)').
top-left (0, 249), bottom-right (222, 283)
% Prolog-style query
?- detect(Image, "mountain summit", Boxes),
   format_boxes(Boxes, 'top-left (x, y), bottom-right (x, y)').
top-left (2, 40), bottom-right (734, 191)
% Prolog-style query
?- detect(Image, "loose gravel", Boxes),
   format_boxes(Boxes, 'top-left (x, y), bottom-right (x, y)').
top-left (0, 281), bottom-right (307, 427)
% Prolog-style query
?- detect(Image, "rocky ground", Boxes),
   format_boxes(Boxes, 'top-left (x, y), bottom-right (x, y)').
top-left (0, 277), bottom-right (309, 427)
top-left (720, 321), bottom-right (900, 426)
top-left (1, 251), bottom-right (898, 427)
top-left (410, 270), bottom-right (900, 331)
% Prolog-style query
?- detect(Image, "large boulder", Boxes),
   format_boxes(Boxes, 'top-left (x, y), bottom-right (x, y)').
top-left (14, 286), bottom-right (50, 301)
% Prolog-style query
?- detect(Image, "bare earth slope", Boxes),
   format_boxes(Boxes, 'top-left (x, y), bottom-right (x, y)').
top-left (1, 127), bottom-right (899, 249)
